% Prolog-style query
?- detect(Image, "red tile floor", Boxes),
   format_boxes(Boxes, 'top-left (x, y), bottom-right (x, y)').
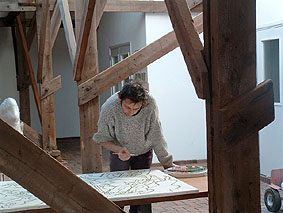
top-left (58, 140), bottom-right (281, 213)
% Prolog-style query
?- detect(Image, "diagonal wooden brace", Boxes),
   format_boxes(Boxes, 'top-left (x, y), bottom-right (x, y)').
top-left (219, 79), bottom-right (275, 144)
top-left (78, 14), bottom-right (203, 106)
top-left (40, 75), bottom-right (62, 100)
top-left (0, 119), bottom-right (124, 213)
top-left (73, 0), bottom-right (96, 81)
top-left (165, 0), bottom-right (209, 100)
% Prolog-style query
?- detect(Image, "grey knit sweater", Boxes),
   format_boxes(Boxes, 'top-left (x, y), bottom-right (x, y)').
top-left (93, 93), bottom-right (173, 168)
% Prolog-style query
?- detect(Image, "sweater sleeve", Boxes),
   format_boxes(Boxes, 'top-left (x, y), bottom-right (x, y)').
top-left (92, 108), bottom-right (115, 143)
top-left (146, 100), bottom-right (173, 169)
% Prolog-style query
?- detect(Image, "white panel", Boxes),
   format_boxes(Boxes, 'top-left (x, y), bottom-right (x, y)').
top-left (145, 13), bottom-right (207, 163)
top-left (257, 25), bottom-right (283, 176)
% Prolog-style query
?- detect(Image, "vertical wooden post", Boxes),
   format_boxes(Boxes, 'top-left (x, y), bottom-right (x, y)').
top-left (204, 0), bottom-right (260, 212)
top-left (36, 0), bottom-right (58, 154)
top-left (75, 0), bottom-right (103, 173)
top-left (12, 18), bottom-right (31, 125)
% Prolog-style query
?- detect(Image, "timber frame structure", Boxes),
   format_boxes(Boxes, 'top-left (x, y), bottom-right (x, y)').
top-left (0, 0), bottom-right (275, 212)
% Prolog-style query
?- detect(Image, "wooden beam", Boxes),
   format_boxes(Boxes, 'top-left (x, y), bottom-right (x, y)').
top-left (0, 0), bottom-right (202, 13)
top-left (219, 79), bottom-right (274, 144)
top-left (50, 0), bottom-right (61, 48)
top-left (73, 0), bottom-right (96, 81)
top-left (16, 15), bottom-right (42, 124)
top-left (26, 13), bottom-right (36, 51)
top-left (36, 0), bottom-right (58, 154)
top-left (12, 19), bottom-right (32, 125)
top-left (193, 12), bottom-right (203, 36)
top-left (12, 21), bottom-right (32, 125)
top-left (104, 0), bottom-right (202, 13)
top-left (202, 0), bottom-right (213, 210)
top-left (0, 119), bottom-right (124, 213)
top-left (37, 0), bottom-right (50, 83)
top-left (58, 0), bottom-right (76, 64)
top-left (40, 75), bottom-right (62, 99)
top-left (165, 0), bottom-right (208, 99)
top-left (204, 0), bottom-right (267, 211)
top-left (75, 0), bottom-right (103, 173)
top-left (78, 14), bottom-right (203, 105)
top-left (95, 0), bottom-right (107, 28)
top-left (78, 31), bottom-right (177, 105)
top-left (22, 121), bottom-right (42, 147)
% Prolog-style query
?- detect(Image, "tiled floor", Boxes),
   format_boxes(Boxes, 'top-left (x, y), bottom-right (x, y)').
top-left (58, 140), bottom-right (281, 213)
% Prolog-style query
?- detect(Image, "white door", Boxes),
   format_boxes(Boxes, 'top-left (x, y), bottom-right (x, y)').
top-left (257, 23), bottom-right (283, 176)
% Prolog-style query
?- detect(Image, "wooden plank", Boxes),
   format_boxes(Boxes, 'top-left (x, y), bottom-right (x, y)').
top-left (58, 0), bottom-right (76, 64)
top-left (22, 121), bottom-right (42, 147)
top-left (165, 0), bottom-right (208, 99)
top-left (50, 0), bottom-right (61, 48)
top-left (219, 79), bottom-right (274, 144)
top-left (0, 119), bottom-right (124, 213)
top-left (205, 0), bottom-right (264, 211)
top-left (40, 75), bottom-right (62, 99)
top-left (16, 15), bottom-right (42, 124)
top-left (73, 0), bottom-right (96, 81)
top-left (37, 0), bottom-right (50, 83)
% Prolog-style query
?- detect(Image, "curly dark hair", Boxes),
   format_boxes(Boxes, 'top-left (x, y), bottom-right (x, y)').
top-left (118, 80), bottom-right (149, 107)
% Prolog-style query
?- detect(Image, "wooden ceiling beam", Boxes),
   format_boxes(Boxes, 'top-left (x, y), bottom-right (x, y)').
top-left (78, 14), bottom-right (203, 105)
top-left (165, 0), bottom-right (208, 99)
top-left (1, 0), bottom-right (202, 13)
top-left (0, 119), bottom-right (124, 213)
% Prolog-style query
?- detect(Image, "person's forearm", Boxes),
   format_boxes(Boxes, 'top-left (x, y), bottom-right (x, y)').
top-left (100, 141), bottom-right (123, 153)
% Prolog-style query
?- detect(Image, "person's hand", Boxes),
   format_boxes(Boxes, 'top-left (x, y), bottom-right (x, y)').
top-left (172, 163), bottom-right (180, 168)
top-left (164, 163), bottom-right (180, 170)
top-left (118, 147), bottom-right (131, 161)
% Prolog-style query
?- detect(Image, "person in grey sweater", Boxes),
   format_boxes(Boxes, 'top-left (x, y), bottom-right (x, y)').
top-left (93, 81), bottom-right (174, 212)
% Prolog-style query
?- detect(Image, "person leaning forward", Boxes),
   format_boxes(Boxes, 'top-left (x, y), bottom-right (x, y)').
top-left (93, 81), bottom-right (175, 213)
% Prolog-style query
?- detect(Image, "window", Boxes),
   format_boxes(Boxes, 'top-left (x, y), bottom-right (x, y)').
top-left (263, 39), bottom-right (280, 103)
top-left (109, 43), bottom-right (148, 94)
top-left (109, 43), bottom-right (131, 95)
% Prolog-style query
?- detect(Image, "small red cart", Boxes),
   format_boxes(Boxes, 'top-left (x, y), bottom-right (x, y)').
top-left (264, 169), bottom-right (283, 212)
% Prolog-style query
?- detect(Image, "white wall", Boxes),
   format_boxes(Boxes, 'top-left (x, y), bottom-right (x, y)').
top-left (0, 28), bottom-right (19, 103)
top-left (97, 12), bottom-right (146, 104)
top-left (0, 28), bottom-right (80, 138)
top-left (145, 13), bottom-right (207, 162)
top-left (256, 26), bottom-right (283, 176)
top-left (257, 0), bottom-right (283, 27)
top-left (29, 29), bottom-right (80, 137)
